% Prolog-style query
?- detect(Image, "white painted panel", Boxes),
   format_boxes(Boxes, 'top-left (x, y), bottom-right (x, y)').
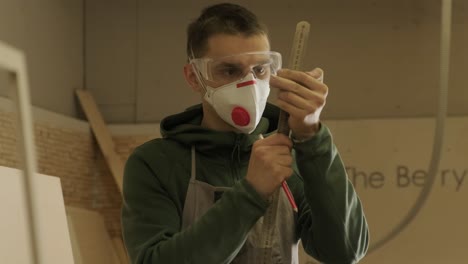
top-left (0, 166), bottom-right (74, 264)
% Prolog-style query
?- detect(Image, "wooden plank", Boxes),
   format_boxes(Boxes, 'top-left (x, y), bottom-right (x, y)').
top-left (112, 237), bottom-right (129, 264)
top-left (66, 206), bottom-right (121, 264)
top-left (75, 89), bottom-right (124, 193)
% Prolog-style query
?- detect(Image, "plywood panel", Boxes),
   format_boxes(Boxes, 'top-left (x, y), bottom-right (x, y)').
top-left (85, 0), bottom-right (137, 107)
top-left (97, 104), bottom-right (136, 124)
top-left (24, 0), bottom-right (83, 117)
top-left (135, 0), bottom-right (200, 122)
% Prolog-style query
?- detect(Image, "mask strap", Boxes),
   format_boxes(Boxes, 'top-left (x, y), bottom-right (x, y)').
top-left (189, 47), bottom-right (208, 95)
top-left (191, 64), bottom-right (209, 95)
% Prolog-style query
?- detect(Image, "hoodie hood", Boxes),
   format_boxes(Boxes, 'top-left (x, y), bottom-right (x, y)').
top-left (160, 103), bottom-right (280, 155)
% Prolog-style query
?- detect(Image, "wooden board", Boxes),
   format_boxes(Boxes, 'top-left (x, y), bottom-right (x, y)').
top-left (75, 89), bottom-right (124, 193)
top-left (112, 237), bottom-right (129, 264)
top-left (66, 206), bottom-right (120, 264)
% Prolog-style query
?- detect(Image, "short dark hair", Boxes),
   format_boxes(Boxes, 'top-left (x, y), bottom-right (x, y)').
top-left (186, 3), bottom-right (268, 59)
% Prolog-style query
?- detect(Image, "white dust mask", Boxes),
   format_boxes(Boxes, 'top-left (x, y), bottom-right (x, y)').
top-left (203, 73), bottom-right (270, 134)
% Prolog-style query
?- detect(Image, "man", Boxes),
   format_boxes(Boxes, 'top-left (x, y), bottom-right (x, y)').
top-left (122, 3), bottom-right (369, 264)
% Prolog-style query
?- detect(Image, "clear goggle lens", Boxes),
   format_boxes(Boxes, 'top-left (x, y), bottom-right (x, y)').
top-left (190, 51), bottom-right (282, 85)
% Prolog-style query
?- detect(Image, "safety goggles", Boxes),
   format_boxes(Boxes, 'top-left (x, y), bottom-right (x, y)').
top-left (190, 51), bottom-right (282, 85)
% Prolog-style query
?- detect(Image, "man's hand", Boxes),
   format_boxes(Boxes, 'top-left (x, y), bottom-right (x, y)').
top-left (270, 68), bottom-right (327, 140)
top-left (245, 134), bottom-right (293, 200)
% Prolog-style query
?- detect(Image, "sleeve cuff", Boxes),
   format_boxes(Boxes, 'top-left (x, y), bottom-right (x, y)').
top-left (238, 178), bottom-right (270, 210)
top-left (292, 123), bottom-right (332, 155)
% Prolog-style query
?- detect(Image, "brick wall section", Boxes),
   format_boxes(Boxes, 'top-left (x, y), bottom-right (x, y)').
top-left (0, 112), bottom-right (19, 169)
top-left (0, 109), bottom-right (157, 238)
top-left (1, 111), bottom-right (95, 208)
top-left (37, 124), bottom-right (96, 209)
top-left (114, 135), bottom-right (156, 160)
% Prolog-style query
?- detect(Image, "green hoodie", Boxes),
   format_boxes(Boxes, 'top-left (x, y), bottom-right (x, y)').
top-left (122, 103), bottom-right (369, 264)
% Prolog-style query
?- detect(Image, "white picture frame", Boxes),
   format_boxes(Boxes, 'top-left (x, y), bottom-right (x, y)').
top-left (0, 41), bottom-right (73, 264)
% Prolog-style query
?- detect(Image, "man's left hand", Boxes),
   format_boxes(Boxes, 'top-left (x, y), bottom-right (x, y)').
top-left (270, 68), bottom-right (327, 141)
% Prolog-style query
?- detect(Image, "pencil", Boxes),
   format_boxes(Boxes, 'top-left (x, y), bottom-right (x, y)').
top-left (258, 133), bottom-right (298, 212)
top-left (282, 181), bottom-right (298, 213)
top-left (277, 109), bottom-right (299, 213)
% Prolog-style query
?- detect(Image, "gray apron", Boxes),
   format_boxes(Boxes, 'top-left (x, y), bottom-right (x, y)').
top-left (182, 147), bottom-right (299, 264)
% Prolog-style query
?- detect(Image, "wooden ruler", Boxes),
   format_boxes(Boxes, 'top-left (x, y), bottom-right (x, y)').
top-left (277, 21), bottom-right (310, 135)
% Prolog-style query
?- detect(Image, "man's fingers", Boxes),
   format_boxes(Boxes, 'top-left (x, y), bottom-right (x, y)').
top-left (254, 145), bottom-right (292, 159)
top-left (275, 155), bottom-right (293, 167)
top-left (277, 89), bottom-right (325, 114)
top-left (306, 68), bottom-right (324, 82)
top-left (272, 69), bottom-right (326, 93)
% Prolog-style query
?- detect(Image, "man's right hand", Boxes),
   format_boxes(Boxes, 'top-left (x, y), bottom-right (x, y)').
top-left (245, 133), bottom-right (293, 200)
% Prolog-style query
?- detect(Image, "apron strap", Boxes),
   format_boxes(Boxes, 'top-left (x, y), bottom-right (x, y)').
top-left (191, 146), bottom-right (196, 181)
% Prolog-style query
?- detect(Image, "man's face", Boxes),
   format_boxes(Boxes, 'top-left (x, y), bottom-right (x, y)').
top-left (184, 33), bottom-right (274, 132)
top-left (201, 34), bottom-right (272, 88)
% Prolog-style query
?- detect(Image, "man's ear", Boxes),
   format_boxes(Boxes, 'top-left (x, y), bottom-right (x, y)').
top-left (183, 64), bottom-right (203, 92)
